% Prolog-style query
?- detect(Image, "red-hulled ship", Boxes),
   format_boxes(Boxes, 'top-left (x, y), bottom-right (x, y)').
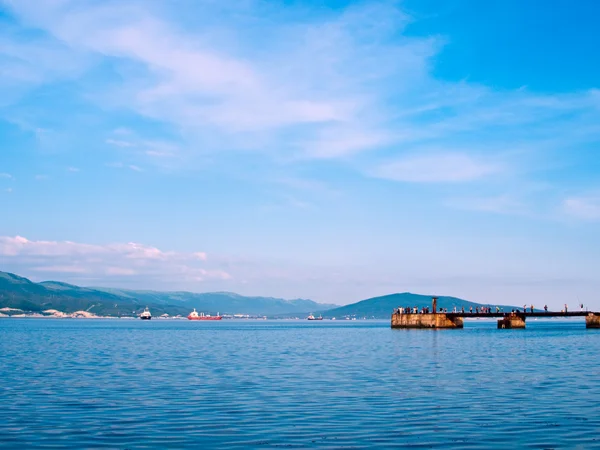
top-left (188, 308), bottom-right (222, 320)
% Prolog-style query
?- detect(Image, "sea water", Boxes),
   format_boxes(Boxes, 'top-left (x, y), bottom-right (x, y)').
top-left (1, 319), bottom-right (599, 449)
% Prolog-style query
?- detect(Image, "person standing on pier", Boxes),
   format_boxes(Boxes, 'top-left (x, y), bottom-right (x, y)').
top-left (530, 305), bottom-right (534, 313)
top-left (565, 304), bottom-right (568, 313)
top-left (544, 305), bottom-right (548, 312)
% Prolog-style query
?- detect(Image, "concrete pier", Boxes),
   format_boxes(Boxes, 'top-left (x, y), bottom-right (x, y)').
top-left (586, 314), bottom-right (600, 329)
top-left (497, 313), bottom-right (526, 329)
top-left (391, 313), bottom-right (464, 329)
top-left (391, 297), bottom-right (600, 330)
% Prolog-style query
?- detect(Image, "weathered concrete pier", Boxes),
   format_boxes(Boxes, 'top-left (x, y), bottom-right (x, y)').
top-left (587, 314), bottom-right (600, 329)
top-left (497, 313), bottom-right (526, 329)
top-left (391, 297), bottom-right (600, 329)
top-left (391, 311), bottom-right (464, 329)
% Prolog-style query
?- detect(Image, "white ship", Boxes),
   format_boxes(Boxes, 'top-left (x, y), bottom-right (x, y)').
top-left (139, 307), bottom-right (152, 320)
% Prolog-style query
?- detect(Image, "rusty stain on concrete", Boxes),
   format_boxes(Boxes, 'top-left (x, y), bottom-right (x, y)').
top-left (586, 314), bottom-right (600, 329)
top-left (497, 313), bottom-right (526, 329)
top-left (391, 312), bottom-right (464, 329)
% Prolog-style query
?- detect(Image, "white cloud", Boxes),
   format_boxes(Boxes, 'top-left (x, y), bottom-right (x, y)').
top-left (106, 131), bottom-right (180, 167)
top-left (193, 252), bottom-right (208, 261)
top-left (106, 139), bottom-right (135, 148)
top-left (563, 196), bottom-right (600, 220)
top-left (142, 141), bottom-right (178, 158)
top-left (0, 1), bottom-right (437, 160)
top-left (146, 150), bottom-right (173, 157)
top-left (106, 162), bottom-right (143, 172)
top-left (32, 265), bottom-right (89, 274)
top-left (304, 127), bottom-right (391, 159)
top-left (1, 0), bottom-right (598, 175)
top-left (0, 25), bottom-right (91, 106)
top-left (2, 0), bottom-right (599, 168)
top-left (0, 236), bottom-right (173, 259)
top-left (2, 0), bottom-right (600, 228)
top-left (0, 235), bottom-right (230, 282)
top-left (67, 167), bottom-right (80, 172)
top-left (0, 173), bottom-right (13, 179)
top-left (373, 153), bottom-right (501, 183)
top-left (105, 267), bottom-right (137, 276)
top-left (445, 195), bottom-right (527, 215)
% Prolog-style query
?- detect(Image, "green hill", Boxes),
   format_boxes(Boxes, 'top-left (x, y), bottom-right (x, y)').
top-left (0, 271), bottom-right (182, 316)
top-left (322, 293), bottom-right (520, 319)
top-left (0, 271), bottom-right (335, 316)
top-left (0, 271), bottom-right (522, 319)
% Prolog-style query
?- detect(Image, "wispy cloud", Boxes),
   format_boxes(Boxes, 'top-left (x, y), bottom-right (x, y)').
top-left (563, 195), bottom-right (600, 221)
top-left (143, 141), bottom-right (178, 158)
top-left (106, 139), bottom-right (135, 148)
top-left (105, 267), bottom-right (137, 276)
top-left (106, 162), bottom-right (144, 172)
top-left (32, 265), bottom-right (89, 274)
top-left (273, 177), bottom-right (340, 198)
top-left (0, 173), bottom-right (13, 179)
top-left (373, 153), bottom-right (502, 183)
top-left (2, 0), bottom-right (599, 175)
top-left (2, 1), bottom-right (600, 307)
top-left (105, 130), bottom-right (180, 168)
top-left (0, 1), bottom-right (436, 161)
top-left (445, 195), bottom-right (528, 215)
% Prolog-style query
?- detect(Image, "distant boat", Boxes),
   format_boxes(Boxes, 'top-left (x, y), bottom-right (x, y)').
top-left (307, 314), bottom-right (323, 321)
top-left (188, 309), bottom-right (222, 321)
top-left (139, 307), bottom-right (152, 320)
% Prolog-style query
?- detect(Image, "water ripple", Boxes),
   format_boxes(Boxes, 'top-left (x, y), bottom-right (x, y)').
top-left (1, 319), bottom-right (599, 448)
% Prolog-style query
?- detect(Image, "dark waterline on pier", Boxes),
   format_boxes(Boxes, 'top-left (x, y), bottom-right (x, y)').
top-left (1, 319), bottom-right (599, 448)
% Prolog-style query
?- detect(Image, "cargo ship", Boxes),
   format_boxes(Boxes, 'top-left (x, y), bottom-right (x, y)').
top-left (139, 307), bottom-right (152, 320)
top-left (307, 314), bottom-right (323, 320)
top-left (188, 309), bottom-right (222, 321)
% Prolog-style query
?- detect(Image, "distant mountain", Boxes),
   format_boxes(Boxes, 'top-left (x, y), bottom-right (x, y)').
top-left (0, 271), bottom-right (336, 317)
top-left (0, 271), bottom-right (153, 316)
top-left (321, 293), bottom-right (521, 319)
top-left (0, 271), bottom-right (522, 319)
top-left (90, 287), bottom-right (337, 315)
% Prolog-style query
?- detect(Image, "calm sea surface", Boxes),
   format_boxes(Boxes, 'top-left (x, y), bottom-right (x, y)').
top-left (1, 319), bottom-right (599, 449)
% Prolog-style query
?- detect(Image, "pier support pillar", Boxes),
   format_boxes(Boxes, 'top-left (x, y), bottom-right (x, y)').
top-left (498, 314), bottom-right (526, 329)
top-left (586, 314), bottom-right (600, 329)
top-left (391, 313), bottom-right (463, 329)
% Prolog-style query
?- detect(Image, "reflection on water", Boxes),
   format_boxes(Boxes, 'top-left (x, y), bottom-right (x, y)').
top-left (1, 319), bottom-right (599, 448)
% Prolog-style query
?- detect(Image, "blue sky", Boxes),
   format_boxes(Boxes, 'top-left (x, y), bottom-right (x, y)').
top-left (1, 0), bottom-right (600, 308)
